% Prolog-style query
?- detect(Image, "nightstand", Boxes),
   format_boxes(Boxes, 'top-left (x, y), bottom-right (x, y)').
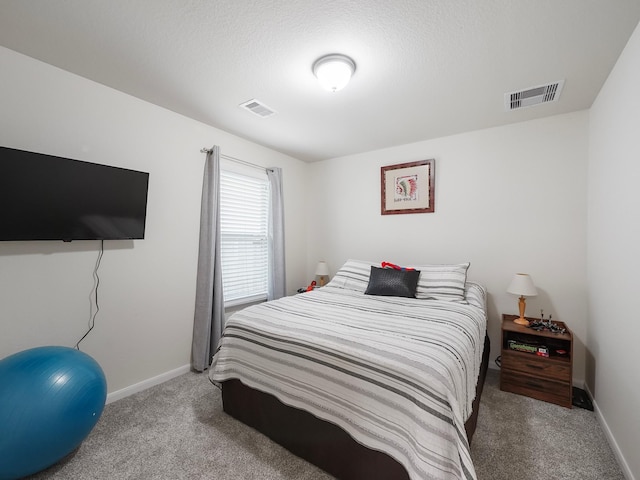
top-left (500, 314), bottom-right (573, 408)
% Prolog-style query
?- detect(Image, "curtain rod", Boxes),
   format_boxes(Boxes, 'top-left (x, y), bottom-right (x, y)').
top-left (200, 147), bottom-right (267, 172)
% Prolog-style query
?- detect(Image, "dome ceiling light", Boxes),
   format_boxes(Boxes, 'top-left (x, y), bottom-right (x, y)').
top-left (312, 54), bottom-right (356, 92)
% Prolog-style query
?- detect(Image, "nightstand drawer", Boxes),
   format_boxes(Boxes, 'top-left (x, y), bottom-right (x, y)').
top-left (501, 351), bottom-right (571, 382)
top-left (501, 370), bottom-right (571, 407)
top-left (501, 315), bottom-right (573, 408)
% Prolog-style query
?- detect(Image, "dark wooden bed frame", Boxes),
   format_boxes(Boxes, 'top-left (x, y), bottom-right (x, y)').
top-left (221, 334), bottom-right (490, 480)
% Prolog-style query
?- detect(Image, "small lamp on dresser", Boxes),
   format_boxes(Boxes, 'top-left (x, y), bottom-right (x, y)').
top-left (507, 273), bottom-right (538, 325)
top-left (315, 261), bottom-right (330, 287)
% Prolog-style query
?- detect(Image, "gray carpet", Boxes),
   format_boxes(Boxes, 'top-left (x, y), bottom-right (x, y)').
top-left (471, 370), bottom-right (624, 480)
top-left (25, 369), bottom-right (624, 480)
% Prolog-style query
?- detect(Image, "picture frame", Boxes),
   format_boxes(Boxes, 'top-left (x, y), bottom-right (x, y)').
top-left (380, 159), bottom-right (435, 215)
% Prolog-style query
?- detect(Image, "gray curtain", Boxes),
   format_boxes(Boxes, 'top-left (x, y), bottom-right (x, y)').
top-left (191, 146), bottom-right (225, 372)
top-left (267, 167), bottom-right (286, 300)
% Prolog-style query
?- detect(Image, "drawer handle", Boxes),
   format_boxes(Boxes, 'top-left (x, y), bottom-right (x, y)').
top-left (525, 381), bottom-right (543, 388)
top-left (525, 363), bottom-right (544, 370)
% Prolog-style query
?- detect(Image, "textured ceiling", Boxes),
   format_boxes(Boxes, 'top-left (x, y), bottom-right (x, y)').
top-left (1, 1), bottom-right (639, 162)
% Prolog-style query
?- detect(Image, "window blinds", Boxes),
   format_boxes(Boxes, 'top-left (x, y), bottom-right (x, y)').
top-left (219, 169), bottom-right (269, 306)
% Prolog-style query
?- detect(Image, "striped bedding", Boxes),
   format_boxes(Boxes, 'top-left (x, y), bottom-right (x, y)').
top-left (209, 282), bottom-right (487, 480)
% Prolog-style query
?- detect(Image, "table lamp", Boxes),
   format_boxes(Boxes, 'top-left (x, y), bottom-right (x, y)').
top-left (507, 273), bottom-right (538, 325)
top-left (315, 261), bottom-right (330, 286)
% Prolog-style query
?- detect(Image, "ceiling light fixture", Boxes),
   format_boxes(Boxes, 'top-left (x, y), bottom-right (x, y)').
top-left (312, 54), bottom-right (356, 92)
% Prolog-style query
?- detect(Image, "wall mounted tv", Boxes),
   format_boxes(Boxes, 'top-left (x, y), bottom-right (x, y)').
top-left (0, 146), bottom-right (149, 242)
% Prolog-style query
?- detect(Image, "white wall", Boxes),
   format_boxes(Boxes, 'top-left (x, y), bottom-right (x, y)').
top-left (308, 112), bottom-right (589, 383)
top-left (0, 47), bottom-right (309, 394)
top-left (588, 21), bottom-right (640, 480)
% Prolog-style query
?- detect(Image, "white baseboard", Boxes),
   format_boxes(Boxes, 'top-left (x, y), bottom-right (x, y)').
top-left (584, 383), bottom-right (636, 480)
top-left (106, 364), bottom-right (192, 405)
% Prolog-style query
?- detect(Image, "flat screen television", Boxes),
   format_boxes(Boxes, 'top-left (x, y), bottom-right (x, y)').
top-left (0, 146), bottom-right (149, 241)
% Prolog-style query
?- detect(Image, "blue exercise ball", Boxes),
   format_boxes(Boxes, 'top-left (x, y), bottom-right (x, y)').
top-left (0, 346), bottom-right (107, 480)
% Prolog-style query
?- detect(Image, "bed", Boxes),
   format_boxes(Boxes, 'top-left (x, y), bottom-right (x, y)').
top-left (209, 260), bottom-right (490, 480)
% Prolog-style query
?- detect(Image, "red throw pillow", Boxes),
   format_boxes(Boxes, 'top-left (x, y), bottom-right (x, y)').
top-left (381, 261), bottom-right (415, 271)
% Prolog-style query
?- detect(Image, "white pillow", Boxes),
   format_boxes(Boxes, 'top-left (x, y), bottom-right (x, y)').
top-left (328, 259), bottom-right (470, 303)
top-left (411, 263), bottom-right (470, 302)
top-left (326, 259), bottom-right (376, 292)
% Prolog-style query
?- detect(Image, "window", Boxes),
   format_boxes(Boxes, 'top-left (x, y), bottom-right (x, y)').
top-left (219, 168), bottom-right (269, 306)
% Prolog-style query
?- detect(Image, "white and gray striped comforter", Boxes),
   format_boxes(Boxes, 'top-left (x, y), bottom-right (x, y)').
top-left (209, 283), bottom-right (487, 480)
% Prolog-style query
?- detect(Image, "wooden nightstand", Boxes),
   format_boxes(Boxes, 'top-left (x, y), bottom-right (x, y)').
top-left (500, 314), bottom-right (573, 408)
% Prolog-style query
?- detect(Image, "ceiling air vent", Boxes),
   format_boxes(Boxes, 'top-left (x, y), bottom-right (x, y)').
top-left (239, 99), bottom-right (277, 118)
top-left (505, 80), bottom-right (565, 111)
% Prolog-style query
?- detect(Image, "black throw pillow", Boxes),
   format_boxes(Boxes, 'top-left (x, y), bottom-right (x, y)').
top-left (364, 266), bottom-right (420, 298)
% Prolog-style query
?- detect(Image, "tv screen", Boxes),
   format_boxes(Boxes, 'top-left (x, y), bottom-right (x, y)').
top-left (0, 146), bottom-right (149, 241)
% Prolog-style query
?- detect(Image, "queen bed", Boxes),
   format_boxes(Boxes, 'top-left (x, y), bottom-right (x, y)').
top-left (209, 260), bottom-right (490, 480)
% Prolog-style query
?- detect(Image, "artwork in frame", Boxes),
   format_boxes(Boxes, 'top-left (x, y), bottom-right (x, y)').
top-left (381, 159), bottom-right (435, 215)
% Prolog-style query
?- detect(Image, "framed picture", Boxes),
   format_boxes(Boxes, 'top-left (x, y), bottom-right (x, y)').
top-left (381, 159), bottom-right (435, 215)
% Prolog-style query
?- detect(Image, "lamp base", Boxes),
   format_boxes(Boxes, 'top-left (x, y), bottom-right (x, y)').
top-left (513, 316), bottom-right (530, 326)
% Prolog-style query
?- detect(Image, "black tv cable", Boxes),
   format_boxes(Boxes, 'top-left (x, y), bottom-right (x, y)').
top-left (75, 240), bottom-right (104, 350)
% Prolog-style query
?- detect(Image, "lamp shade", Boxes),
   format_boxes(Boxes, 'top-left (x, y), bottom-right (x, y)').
top-left (315, 261), bottom-right (330, 276)
top-left (507, 273), bottom-right (538, 297)
top-left (312, 54), bottom-right (356, 92)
